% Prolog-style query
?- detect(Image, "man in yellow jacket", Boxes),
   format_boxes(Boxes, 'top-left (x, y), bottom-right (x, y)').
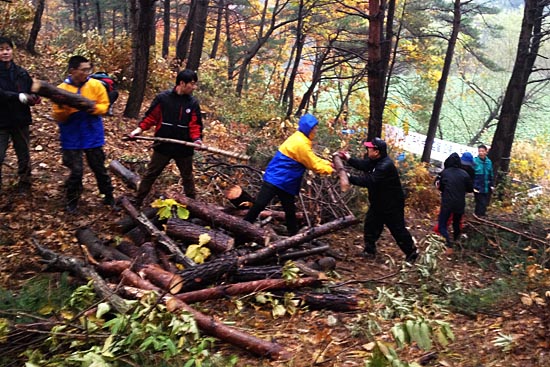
top-left (52, 55), bottom-right (114, 213)
top-left (244, 113), bottom-right (333, 235)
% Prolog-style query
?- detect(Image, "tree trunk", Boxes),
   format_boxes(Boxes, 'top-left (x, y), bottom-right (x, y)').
top-left (76, 227), bottom-right (130, 261)
top-left (332, 155), bottom-right (350, 192)
top-left (120, 196), bottom-right (196, 268)
top-left (123, 0), bottom-right (157, 118)
top-left (209, 0), bottom-right (223, 59)
top-left (162, 0), bottom-right (171, 58)
top-left (165, 217), bottom-right (235, 253)
top-left (109, 159), bottom-right (140, 190)
top-left (31, 80), bottom-right (95, 111)
top-left (175, 0), bottom-right (196, 61)
top-left (421, 0), bottom-right (461, 163)
top-left (138, 263), bottom-right (184, 293)
top-left (26, 0), bottom-right (45, 55)
top-left (176, 277), bottom-right (318, 304)
top-left (186, 0), bottom-right (209, 71)
top-left (489, 0), bottom-right (543, 179)
top-left (224, 185), bottom-right (254, 209)
top-left (169, 192), bottom-right (267, 244)
top-left (282, 0), bottom-right (305, 117)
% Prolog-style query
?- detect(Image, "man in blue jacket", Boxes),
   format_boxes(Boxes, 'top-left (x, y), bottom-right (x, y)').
top-left (0, 36), bottom-right (40, 194)
top-left (52, 55), bottom-right (115, 213)
top-left (244, 113), bottom-right (333, 236)
top-left (473, 145), bottom-right (494, 217)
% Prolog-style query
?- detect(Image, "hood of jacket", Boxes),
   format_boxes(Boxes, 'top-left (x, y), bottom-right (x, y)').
top-left (444, 152), bottom-right (461, 169)
top-left (297, 113), bottom-right (318, 137)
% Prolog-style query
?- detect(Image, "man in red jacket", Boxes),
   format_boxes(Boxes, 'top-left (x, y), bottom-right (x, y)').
top-left (129, 69), bottom-right (203, 207)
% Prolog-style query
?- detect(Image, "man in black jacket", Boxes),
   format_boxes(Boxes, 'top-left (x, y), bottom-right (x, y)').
top-left (435, 153), bottom-right (473, 253)
top-left (0, 37), bottom-right (40, 194)
top-left (128, 69), bottom-right (203, 207)
top-left (339, 137), bottom-right (418, 262)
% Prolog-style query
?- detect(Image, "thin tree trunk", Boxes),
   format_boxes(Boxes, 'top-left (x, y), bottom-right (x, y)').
top-left (162, 0), bottom-right (171, 58)
top-left (210, 0), bottom-right (223, 59)
top-left (26, 0), bottom-right (45, 55)
top-left (421, 0), bottom-right (461, 163)
top-left (489, 0), bottom-right (543, 179)
top-left (186, 0), bottom-right (209, 70)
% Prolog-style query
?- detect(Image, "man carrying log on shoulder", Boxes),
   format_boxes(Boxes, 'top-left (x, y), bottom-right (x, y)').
top-left (52, 55), bottom-right (115, 214)
top-left (244, 113), bottom-right (333, 236)
top-left (127, 69), bottom-right (203, 208)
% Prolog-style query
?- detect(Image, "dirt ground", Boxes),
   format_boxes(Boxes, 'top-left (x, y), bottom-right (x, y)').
top-left (0, 99), bottom-right (548, 367)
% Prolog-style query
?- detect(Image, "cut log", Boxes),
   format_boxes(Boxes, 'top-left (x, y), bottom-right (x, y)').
top-left (278, 244), bottom-right (331, 261)
top-left (119, 286), bottom-right (290, 360)
top-left (240, 215), bottom-right (359, 266)
top-left (169, 191), bottom-right (266, 244)
top-left (228, 265), bottom-right (283, 282)
top-left (123, 226), bottom-right (150, 246)
top-left (224, 208), bottom-right (304, 222)
top-left (224, 185), bottom-right (254, 208)
top-left (138, 264), bottom-right (184, 294)
top-left (76, 227), bottom-right (130, 261)
top-left (94, 260), bottom-right (132, 276)
top-left (165, 218), bottom-right (234, 253)
top-left (120, 268), bottom-right (163, 293)
top-left (115, 241), bottom-right (142, 258)
top-left (109, 159), bottom-right (140, 190)
top-left (137, 242), bottom-right (160, 265)
top-left (176, 215), bottom-right (358, 291)
top-left (332, 154), bottom-right (350, 192)
top-left (115, 207), bottom-right (159, 233)
top-left (120, 196), bottom-right (195, 268)
top-left (293, 291), bottom-right (358, 312)
top-left (176, 277), bottom-right (319, 304)
top-left (31, 79), bottom-right (96, 112)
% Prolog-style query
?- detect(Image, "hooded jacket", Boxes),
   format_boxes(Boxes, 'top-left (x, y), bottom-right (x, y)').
top-left (0, 61), bottom-right (33, 129)
top-left (52, 77), bottom-right (109, 150)
top-left (438, 152), bottom-right (473, 212)
top-left (347, 148), bottom-right (405, 213)
top-left (263, 113), bottom-right (333, 195)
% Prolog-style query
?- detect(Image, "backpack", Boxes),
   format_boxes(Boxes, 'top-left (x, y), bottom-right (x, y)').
top-left (90, 72), bottom-right (115, 93)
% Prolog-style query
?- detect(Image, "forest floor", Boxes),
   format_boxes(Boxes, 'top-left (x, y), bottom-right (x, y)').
top-left (0, 90), bottom-right (548, 367)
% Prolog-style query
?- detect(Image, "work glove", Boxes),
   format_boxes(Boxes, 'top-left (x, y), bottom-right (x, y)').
top-left (338, 151), bottom-right (351, 161)
top-left (129, 127), bottom-right (143, 139)
top-left (18, 93), bottom-right (31, 104)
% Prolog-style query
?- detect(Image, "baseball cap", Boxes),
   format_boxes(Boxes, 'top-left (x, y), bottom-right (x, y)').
top-left (363, 137), bottom-right (387, 153)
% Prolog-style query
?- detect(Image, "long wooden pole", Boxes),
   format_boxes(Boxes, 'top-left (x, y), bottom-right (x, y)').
top-left (124, 135), bottom-right (250, 161)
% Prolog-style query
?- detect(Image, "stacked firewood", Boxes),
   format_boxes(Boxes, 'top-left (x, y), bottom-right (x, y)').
top-left (32, 159), bottom-right (360, 360)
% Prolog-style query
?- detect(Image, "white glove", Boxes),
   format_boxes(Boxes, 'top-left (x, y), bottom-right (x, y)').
top-left (130, 127), bottom-right (143, 137)
top-left (18, 93), bottom-right (29, 104)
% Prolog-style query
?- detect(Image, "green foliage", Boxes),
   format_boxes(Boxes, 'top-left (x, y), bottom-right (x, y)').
top-left (151, 198), bottom-right (190, 220)
top-left (253, 291), bottom-right (300, 319)
top-left (365, 341), bottom-right (422, 367)
top-left (448, 278), bottom-right (519, 316)
top-left (0, 273), bottom-right (75, 322)
top-left (21, 287), bottom-right (238, 366)
top-left (391, 318), bottom-right (454, 351)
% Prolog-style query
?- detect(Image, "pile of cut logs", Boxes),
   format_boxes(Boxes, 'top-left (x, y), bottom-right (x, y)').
top-left (33, 159), bottom-right (359, 360)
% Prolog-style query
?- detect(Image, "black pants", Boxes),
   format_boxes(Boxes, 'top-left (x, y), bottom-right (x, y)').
top-left (136, 151), bottom-right (195, 204)
top-left (438, 206), bottom-right (463, 247)
top-left (244, 181), bottom-right (298, 235)
top-left (363, 206), bottom-right (416, 257)
top-left (62, 148), bottom-right (113, 205)
top-left (474, 192), bottom-right (490, 216)
top-left (0, 125), bottom-right (31, 188)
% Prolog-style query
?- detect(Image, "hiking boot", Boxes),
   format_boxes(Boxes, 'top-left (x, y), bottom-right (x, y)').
top-left (405, 250), bottom-right (419, 264)
top-left (103, 194), bottom-right (120, 211)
